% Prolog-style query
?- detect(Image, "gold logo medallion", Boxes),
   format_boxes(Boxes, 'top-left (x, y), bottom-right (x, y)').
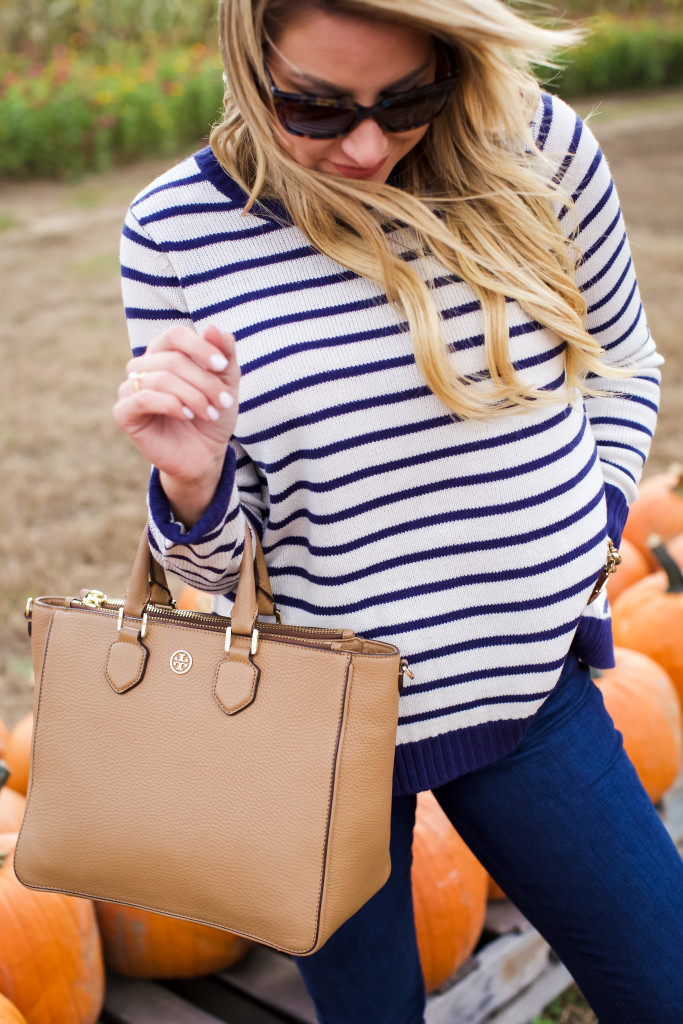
top-left (170, 650), bottom-right (192, 675)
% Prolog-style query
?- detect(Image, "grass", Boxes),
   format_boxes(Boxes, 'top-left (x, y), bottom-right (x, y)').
top-left (533, 983), bottom-right (598, 1022)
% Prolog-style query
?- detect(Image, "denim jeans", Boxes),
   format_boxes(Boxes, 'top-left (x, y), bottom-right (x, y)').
top-left (294, 650), bottom-right (683, 1024)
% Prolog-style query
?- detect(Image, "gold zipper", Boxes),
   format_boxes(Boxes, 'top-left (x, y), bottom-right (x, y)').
top-left (74, 592), bottom-right (349, 641)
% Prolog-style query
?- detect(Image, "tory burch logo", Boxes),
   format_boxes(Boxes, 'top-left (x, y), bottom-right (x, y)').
top-left (170, 650), bottom-right (193, 675)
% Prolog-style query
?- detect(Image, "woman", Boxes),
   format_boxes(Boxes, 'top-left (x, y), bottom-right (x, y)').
top-left (113, 1), bottom-right (683, 1020)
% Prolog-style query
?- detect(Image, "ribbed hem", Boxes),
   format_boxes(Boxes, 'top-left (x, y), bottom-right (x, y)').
top-left (392, 717), bottom-right (533, 796)
top-left (148, 447), bottom-right (236, 547)
top-left (571, 615), bottom-right (615, 670)
top-left (604, 482), bottom-right (629, 548)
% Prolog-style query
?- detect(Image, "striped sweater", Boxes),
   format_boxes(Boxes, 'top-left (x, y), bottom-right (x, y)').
top-left (120, 90), bottom-right (662, 795)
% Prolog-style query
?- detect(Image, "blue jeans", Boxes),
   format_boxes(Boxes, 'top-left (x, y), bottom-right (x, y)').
top-left (294, 651), bottom-right (683, 1024)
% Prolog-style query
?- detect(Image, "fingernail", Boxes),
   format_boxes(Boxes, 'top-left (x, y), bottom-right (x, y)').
top-left (207, 405), bottom-right (220, 421)
top-left (210, 353), bottom-right (228, 372)
top-left (182, 406), bottom-right (195, 420)
top-left (219, 391), bottom-right (234, 408)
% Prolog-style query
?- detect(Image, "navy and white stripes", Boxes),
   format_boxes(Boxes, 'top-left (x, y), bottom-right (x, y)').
top-left (122, 91), bottom-right (661, 795)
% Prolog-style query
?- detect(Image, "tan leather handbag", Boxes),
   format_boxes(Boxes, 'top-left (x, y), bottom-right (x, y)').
top-left (15, 525), bottom-right (406, 955)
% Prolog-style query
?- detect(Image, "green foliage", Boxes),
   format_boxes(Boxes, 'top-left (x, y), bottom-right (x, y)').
top-left (0, 0), bottom-right (218, 61)
top-left (547, 16), bottom-right (683, 96)
top-left (555, 0), bottom-right (682, 12)
top-left (1, 8), bottom-right (682, 179)
top-left (0, 45), bottom-right (224, 178)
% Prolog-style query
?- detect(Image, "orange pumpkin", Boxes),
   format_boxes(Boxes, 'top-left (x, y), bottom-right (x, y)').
top-left (0, 993), bottom-right (28, 1024)
top-left (592, 649), bottom-right (682, 804)
top-left (4, 714), bottom-right (32, 796)
top-left (0, 832), bottom-right (105, 1024)
top-left (623, 468), bottom-right (683, 569)
top-left (487, 876), bottom-right (507, 901)
top-left (612, 539), bottom-right (683, 708)
top-left (176, 585), bottom-right (213, 613)
top-left (0, 720), bottom-right (8, 761)
top-left (94, 901), bottom-right (252, 979)
top-left (0, 764), bottom-right (25, 834)
top-left (606, 537), bottom-right (650, 602)
top-left (411, 792), bottom-right (488, 993)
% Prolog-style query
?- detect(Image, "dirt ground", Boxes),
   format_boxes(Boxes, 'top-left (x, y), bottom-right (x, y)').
top-left (1, 90), bottom-right (682, 735)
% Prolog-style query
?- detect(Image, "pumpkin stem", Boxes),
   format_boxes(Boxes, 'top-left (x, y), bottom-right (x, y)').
top-left (669, 462), bottom-right (683, 497)
top-left (648, 534), bottom-right (683, 593)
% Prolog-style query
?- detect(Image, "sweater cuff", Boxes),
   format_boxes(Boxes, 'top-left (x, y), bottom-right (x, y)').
top-left (604, 482), bottom-right (629, 549)
top-left (149, 447), bottom-right (237, 547)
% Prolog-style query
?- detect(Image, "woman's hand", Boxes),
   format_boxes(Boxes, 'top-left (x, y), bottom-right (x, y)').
top-left (113, 324), bottom-right (240, 526)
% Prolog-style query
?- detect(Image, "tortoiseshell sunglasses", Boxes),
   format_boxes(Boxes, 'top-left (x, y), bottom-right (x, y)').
top-left (264, 45), bottom-right (459, 139)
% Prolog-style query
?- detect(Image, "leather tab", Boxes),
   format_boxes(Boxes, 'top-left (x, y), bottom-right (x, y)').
top-left (214, 634), bottom-right (260, 715)
top-left (106, 629), bottom-right (149, 693)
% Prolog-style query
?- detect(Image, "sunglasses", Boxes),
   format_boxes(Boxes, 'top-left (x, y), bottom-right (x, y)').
top-left (264, 45), bottom-right (459, 140)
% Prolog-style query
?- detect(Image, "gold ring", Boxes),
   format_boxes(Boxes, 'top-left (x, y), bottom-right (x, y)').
top-left (133, 372), bottom-right (148, 393)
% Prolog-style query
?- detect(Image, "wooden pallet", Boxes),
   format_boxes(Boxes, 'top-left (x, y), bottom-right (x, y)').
top-left (100, 772), bottom-right (683, 1024)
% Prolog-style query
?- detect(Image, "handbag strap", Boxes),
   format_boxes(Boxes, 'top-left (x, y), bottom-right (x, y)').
top-left (121, 523), bottom-right (278, 624)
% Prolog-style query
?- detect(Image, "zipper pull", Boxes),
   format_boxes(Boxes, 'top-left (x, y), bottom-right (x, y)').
top-left (399, 658), bottom-right (414, 694)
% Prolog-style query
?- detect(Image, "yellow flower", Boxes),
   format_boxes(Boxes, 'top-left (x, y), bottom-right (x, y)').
top-left (95, 89), bottom-right (115, 106)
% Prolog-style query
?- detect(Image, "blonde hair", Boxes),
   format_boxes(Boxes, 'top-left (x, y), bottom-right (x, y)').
top-left (210, 0), bottom-right (627, 419)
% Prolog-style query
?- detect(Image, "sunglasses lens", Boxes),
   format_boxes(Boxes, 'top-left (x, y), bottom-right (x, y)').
top-left (381, 83), bottom-right (454, 132)
top-left (275, 99), bottom-right (355, 138)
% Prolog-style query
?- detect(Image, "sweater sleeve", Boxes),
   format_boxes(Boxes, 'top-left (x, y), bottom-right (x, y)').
top-left (531, 92), bottom-right (663, 547)
top-left (120, 204), bottom-right (268, 595)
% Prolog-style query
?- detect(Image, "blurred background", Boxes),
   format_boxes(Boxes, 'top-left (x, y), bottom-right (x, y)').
top-left (1, 0), bottom-right (682, 727)
top-left (1, 5), bottom-right (681, 1021)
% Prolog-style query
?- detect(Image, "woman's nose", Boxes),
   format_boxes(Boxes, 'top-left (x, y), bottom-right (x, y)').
top-left (339, 115), bottom-right (390, 167)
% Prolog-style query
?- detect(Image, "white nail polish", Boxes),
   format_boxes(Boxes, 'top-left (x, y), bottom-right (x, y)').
top-left (219, 391), bottom-right (234, 408)
top-left (207, 405), bottom-right (220, 421)
top-left (210, 353), bottom-right (228, 372)
top-left (182, 406), bottom-right (195, 420)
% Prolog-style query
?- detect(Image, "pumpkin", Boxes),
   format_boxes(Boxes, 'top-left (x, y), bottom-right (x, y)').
top-left (623, 468), bottom-right (683, 569)
top-left (0, 993), bottom-right (28, 1024)
top-left (0, 832), bottom-right (105, 1024)
top-left (487, 876), bottom-right (507, 901)
top-left (411, 792), bottom-right (488, 993)
top-left (4, 714), bottom-right (32, 796)
top-left (94, 901), bottom-right (252, 979)
top-left (592, 648), bottom-right (682, 804)
top-left (612, 537), bottom-right (683, 708)
top-left (606, 537), bottom-right (650, 603)
top-left (0, 720), bottom-right (8, 761)
top-left (0, 764), bottom-right (25, 834)
top-left (176, 585), bottom-right (212, 613)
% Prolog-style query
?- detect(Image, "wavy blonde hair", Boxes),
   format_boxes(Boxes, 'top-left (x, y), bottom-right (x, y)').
top-left (210, 0), bottom-right (627, 419)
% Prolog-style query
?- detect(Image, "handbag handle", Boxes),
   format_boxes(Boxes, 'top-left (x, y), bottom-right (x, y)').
top-left (107, 521), bottom-right (275, 701)
top-left (121, 523), bottom-right (278, 627)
